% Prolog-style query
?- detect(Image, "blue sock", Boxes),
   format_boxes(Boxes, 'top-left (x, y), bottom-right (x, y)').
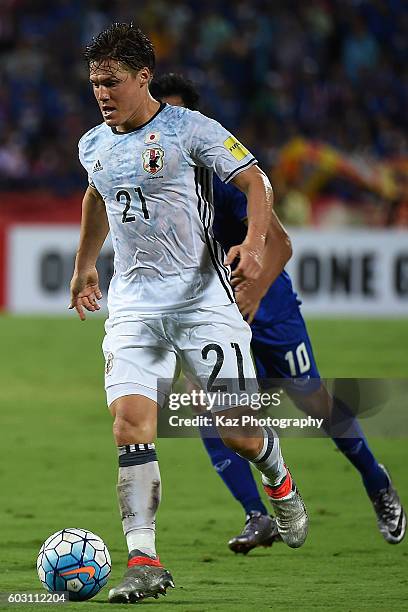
top-left (199, 423), bottom-right (268, 516)
top-left (330, 398), bottom-right (389, 496)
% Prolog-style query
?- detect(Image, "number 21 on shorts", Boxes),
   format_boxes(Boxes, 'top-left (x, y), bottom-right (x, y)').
top-left (284, 342), bottom-right (311, 376)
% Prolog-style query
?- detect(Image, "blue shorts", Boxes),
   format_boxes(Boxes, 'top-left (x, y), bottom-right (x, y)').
top-left (250, 306), bottom-right (321, 394)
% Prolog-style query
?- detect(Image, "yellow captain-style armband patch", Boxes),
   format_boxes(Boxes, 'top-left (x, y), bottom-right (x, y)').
top-left (223, 136), bottom-right (250, 161)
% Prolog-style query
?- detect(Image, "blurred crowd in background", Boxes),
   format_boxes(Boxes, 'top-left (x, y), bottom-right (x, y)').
top-left (0, 0), bottom-right (407, 226)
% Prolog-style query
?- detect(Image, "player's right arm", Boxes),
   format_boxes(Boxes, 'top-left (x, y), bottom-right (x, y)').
top-left (216, 177), bottom-right (292, 322)
top-left (69, 186), bottom-right (109, 321)
top-left (234, 213), bottom-right (292, 322)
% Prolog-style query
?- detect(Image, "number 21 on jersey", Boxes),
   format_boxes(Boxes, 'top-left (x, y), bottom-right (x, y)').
top-left (116, 188), bottom-right (149, 222)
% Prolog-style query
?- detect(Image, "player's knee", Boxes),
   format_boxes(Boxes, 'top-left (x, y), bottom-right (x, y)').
top-left (110, 395), bottom-right (157, 444)
top-left (112, 415), bottom-right (132, 444)
top-left (112, 414), bottom-right (154, 445)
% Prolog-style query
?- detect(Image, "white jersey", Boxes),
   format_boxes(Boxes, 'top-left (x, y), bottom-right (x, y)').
top-left (78, 103), bottom-right (257, 318)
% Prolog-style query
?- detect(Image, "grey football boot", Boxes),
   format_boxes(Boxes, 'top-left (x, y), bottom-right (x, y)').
top-left (369, 465), bottom-right (406, 544)
top-left (228, 511), bottom-right (281, 554)
top-left (108, 550), bottom-right (174, 604)
top-left (263, 470), bottom-right (308, 548)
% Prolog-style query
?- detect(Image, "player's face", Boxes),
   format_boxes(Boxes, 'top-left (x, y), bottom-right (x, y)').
top-left (161, 94), bottom-right (185, 108)
top-left (89, 60), bottom-right (150, 127)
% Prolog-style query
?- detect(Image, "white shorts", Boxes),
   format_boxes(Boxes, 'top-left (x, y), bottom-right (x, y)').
top-left (102, 303), bottom-right (258, 411)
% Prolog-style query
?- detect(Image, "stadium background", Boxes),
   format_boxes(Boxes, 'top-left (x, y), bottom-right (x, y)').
top-left (0, 1), bottom-right (407, 610)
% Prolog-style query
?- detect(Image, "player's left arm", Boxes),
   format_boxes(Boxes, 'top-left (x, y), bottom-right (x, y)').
top-left (224, 165), bottom-right (273, 280)
top-left (234, 212), bottom-right (292, 323)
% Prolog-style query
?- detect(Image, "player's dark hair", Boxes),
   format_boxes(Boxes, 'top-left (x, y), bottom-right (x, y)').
top-left (84, 22), bottom-right (155, 73)
top-left (149, 73), bottom-right (200, 110)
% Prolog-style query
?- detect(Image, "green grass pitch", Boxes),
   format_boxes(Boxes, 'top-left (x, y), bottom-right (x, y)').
top-left (0, 317), bottom-right (407, 611)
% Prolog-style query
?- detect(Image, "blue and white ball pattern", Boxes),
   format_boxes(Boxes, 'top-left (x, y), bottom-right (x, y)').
top-left (37, 528), bottom-right (111, 601)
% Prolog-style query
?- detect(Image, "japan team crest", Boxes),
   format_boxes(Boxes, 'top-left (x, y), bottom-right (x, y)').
top-left (142, 147), bottom-right (164, 174)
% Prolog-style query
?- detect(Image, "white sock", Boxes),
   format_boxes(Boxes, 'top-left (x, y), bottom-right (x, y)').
top-left (117, 443), bottom-right (161, 558)
top-left (251, 427), bottom-right (287, 486)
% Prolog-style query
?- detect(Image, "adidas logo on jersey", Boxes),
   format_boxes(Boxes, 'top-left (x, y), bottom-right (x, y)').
top-left (92, 159), bottom-right (103, 172)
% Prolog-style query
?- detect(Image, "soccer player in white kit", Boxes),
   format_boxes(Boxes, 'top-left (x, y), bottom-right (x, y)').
top-left (70, 23), bottom-right (308, 604)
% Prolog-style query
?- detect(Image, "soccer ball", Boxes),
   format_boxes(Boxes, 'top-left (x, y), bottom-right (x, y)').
top-left (37, 528), bottom-right (111, 601)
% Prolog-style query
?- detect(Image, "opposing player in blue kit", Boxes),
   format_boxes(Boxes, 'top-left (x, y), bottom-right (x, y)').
top-left (150, 73), bottom-right (406, 553)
